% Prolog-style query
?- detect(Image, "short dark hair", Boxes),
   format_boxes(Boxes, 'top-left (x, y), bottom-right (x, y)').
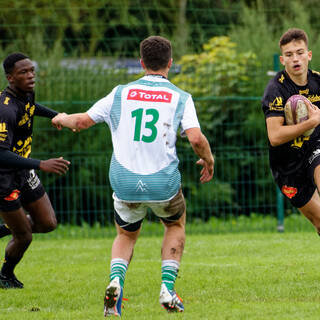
top-left (3, 52), bottom-right (29, 74)
top-left (279, 28), bottom-right (309, 49)
top-left (140, 36), bottom-right (171, 71)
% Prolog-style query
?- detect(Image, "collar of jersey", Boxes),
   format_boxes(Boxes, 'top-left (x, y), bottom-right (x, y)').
top-left (142, 75), bottom-right (169, 82)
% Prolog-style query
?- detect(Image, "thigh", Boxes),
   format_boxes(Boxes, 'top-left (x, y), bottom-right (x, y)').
top-left (313, 164), bottom-right (320, 191)
top-left (151, 189), bottom-right (186, 221)
top-left (0, 171), bottom-right (23, 212)
top-left (272, 168), bottom-right (315, 208)
top-left (113, 197), bottom-right (148, 224)
top-left (0, 207), bottom-right (31, 235)
top-left (298, 190), bottom-right (320, 228)
top-left (23, 193), bottom-right (56, 227)
top-left (20, 169), bottom-right (45, 206)
top-left (161, 210), bottom-right (186, 228)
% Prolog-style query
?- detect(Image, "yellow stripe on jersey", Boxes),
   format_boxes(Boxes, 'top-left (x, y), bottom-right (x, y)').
top-left (0, 122), bottom-right (7, 133)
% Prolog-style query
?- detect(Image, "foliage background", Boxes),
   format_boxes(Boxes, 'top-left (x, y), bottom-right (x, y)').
top-left (0, 0), bottom-right (318, 227)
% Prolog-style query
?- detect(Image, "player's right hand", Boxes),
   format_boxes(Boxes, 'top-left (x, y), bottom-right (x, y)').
top-left (307, 104), bottom-right (320, 127)
top-left (52, 113), bottom-right (68, 130)
top-left (39, 157), bottom-right (70, 175)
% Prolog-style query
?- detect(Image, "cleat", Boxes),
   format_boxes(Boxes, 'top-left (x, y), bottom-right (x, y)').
top-left (0, 273), bottom-right (24, 289)
top-left (104, 277), bottom-right (123, 317)
top-left (159, 283), bottom-right (184, 312)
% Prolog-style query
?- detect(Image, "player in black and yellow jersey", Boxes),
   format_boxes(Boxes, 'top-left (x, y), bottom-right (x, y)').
top-left (0, 53), bottom-right (70, 289)
top-left (262, 28), bottom-right (320, 232)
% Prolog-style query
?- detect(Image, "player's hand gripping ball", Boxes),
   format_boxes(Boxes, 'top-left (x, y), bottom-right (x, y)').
top-left (284, 94), bottom-right (315, 136)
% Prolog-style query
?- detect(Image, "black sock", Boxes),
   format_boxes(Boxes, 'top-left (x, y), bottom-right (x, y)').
top-left (1, 253), bottom-right (21, 278)
top-left (0, 224), bottom-right (11, 238)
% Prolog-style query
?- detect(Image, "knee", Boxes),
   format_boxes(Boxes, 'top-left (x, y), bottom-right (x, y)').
top-left (37, 217), bottom-right (57, 233)
top-left (315, 224), bottom-right (320, 234)
top-left (42, 219), bottom-right (57, 233)
top-left (119, 228), bottom-right (139, 243)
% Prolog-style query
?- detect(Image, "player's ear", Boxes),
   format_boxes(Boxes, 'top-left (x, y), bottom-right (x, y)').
top-left (168, 58), bottom-right (173, 69)
top-left (308, 50), bottom-right (312, 61)
top-left (140, 59), bottom-right (146, 70)
top-left (279, 55), bottom-right (285, 66)
top-left (6, 73), bottom-right (13, 84)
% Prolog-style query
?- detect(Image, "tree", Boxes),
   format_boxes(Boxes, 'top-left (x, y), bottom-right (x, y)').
top-left (172, 36), bottom-right (268, 218)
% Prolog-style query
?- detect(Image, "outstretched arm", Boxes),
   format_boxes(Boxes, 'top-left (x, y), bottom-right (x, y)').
top-left (185, 127), bottom-right (214, 183)
top-left (0, 149), bottom-right (69, 175)
top-left (52, 112), bottom-right (96, 131)
top-left (34, 103), bottom-right (58, 119)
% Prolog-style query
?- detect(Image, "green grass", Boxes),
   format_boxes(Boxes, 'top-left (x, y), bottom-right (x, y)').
top-left (24, 213), bottom-right (315, 240)
top-left (1, 229), bottom-right (320, 319)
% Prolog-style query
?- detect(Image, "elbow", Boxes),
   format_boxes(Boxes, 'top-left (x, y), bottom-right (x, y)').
top-left (269, 136), bottom-right (282, 147)
top-left (189, 135), bottom-right (203, 149)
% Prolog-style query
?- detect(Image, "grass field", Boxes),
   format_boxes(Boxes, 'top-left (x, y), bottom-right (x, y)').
top-left (1, 230), bottom-right (320, 319)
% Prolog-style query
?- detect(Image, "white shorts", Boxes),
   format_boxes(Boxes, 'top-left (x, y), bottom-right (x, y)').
top-left (113, 188), bottom-right (185, 224)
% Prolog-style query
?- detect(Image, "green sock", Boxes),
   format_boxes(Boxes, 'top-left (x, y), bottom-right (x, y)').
top-left (161, 260), bottom-right (180, 291)
top-left (110, 258), bottom-right (128, 288)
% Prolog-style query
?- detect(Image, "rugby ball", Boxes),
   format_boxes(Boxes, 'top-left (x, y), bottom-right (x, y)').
top-left (284, 94), bottom-right (314, 136)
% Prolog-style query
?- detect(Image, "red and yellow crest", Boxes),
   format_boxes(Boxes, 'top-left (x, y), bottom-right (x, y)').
top-left (4, 189), bottom-right (20, 201)
top-left (281, 185), bottom-right (297, 199)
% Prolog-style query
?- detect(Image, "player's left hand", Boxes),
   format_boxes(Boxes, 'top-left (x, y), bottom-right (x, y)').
top-left (196, 158), bottom-right (214, 183)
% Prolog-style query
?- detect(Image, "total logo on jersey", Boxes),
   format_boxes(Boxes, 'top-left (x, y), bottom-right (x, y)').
top-left (127, 89), bottom-right (172, 103)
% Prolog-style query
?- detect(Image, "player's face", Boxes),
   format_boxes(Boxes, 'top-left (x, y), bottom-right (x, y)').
top-left (280, 40), bottom-right (312, 81)
top-left (7, 59), bottom-right (36, 93)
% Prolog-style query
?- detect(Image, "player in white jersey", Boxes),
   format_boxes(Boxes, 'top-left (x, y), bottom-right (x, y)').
top-left (52, 36), bottom-right (214, 316)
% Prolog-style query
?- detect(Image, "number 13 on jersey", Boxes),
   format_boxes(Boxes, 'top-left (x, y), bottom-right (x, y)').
top-left (131, 108), bottom-right (159, 143)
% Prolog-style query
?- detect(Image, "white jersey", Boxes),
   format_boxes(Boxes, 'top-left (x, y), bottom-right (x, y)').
top-left (87, 75), bottom-right (200, 202)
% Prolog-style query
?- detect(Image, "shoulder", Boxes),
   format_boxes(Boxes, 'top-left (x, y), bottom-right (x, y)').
top-left (0, 90), bottom-right (18, 116)
top-left (165, 80), bottom-right (191, 98)
top-left (309, 69), bottom-right (320, 77)
top-left (264, 71), bottom-right (287, 93)
top-left (262, 71), bottom-right (291, 102)
top-left (309, 69), bottom-right (320, 81)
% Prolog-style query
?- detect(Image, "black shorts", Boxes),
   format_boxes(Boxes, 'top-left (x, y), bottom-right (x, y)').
top-left (0, 169), bottom-right (45, 212)
top-left (271, 145), bottom-right (320, 208)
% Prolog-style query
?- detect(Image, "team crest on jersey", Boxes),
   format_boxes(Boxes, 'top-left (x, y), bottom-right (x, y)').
top-left (128, 89), bottom-right (172, 103)
top-left (281, 185), bottom-right (297, 199)
top-left (269, 97), bottom-right (283, 111)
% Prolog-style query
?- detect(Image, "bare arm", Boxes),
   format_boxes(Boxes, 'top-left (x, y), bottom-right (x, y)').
top-left (266, 104), bottom-right (320, 146)
top-left (185, 127), bottom-right (214, 183)
top-left (52, 112), bottom-right (96, 131)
